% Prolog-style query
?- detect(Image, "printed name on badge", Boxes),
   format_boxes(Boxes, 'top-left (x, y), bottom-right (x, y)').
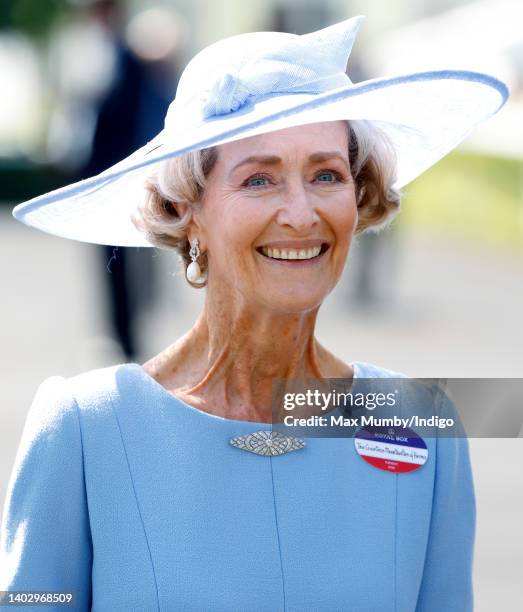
top-left (354, 426), bottom-right (428, 473)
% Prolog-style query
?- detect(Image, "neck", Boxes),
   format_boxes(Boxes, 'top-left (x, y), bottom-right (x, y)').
top-left (152, 290), bottom-right (345, 423)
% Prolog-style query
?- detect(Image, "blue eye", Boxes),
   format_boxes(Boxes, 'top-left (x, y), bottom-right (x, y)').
top-left (249, 177), bottom-right (269, 187)
top-left (316, 171), bottom-right (339, 182)
top-left (243, 174), bottom-right (271, 188)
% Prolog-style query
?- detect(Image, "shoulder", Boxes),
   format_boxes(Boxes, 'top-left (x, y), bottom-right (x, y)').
top-left (353, 361), bottom-right (461, 423)
top-left (11, 364), bottom-right (144, 479)
top-left (25, 363), bottom-right (140, 431)
top-left (353, 360), bottom-right (410, 379)
top-left (14, 376), bottom-right (80, 463)
top-left (66, 362), bottom-right (127, 407)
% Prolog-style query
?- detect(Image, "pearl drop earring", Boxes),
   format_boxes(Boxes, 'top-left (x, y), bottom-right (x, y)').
top-left (186, 238), bottom-right (205, 284)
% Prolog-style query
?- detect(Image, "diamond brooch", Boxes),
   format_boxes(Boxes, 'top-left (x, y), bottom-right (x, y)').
top-left (229, 430), bottom-right (306, 456)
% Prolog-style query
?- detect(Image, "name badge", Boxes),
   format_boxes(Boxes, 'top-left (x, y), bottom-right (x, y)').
top-left (354, 426), bottom-right (428, 473)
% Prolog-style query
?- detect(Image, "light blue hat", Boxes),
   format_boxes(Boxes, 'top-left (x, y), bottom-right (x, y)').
top-left (12, 15), bottom-right (508, 247)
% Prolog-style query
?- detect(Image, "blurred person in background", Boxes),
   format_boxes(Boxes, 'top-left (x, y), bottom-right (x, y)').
top-left (51, 0), bottom-right (186, 360)
top-left (0, 14), bottom-right (508, 611)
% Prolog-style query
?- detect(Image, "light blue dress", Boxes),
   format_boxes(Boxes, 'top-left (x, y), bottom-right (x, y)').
top-left (0, 361), bottom-right (475, 611)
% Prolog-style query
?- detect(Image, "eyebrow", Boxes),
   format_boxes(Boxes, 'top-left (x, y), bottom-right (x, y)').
top-left (229, 151), bottom-right (350, 175)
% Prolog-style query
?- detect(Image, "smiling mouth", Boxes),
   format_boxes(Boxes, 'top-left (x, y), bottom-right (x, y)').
top-left (255, 243), bottom-right (330, 261)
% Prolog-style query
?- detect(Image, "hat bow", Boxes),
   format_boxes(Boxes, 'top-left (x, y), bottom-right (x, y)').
top-left (166, 16), bottom-right (365, 129)
top-left (200, 56), bottom-right (351, 119)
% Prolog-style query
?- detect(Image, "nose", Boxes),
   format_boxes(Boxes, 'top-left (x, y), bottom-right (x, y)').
top-left (275, 179), bottom-right (320, 234)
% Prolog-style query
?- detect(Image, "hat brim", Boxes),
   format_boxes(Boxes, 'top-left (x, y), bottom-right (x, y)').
top-left (12, 69), bottom-right (508, 247)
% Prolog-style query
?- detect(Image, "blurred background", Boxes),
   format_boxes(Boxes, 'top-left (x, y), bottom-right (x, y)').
top-left (1, 0), bottom-right (522, 608)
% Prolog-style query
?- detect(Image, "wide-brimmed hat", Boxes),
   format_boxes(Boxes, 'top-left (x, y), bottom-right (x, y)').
top-left (12, 15), bottom-right (508, 247)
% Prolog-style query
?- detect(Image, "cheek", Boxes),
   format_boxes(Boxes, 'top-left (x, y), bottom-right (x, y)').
top-left (205, 203), bottom-right (264, 266)
top-left (329, 193), bottom-right (359, 241)
top-left (227, 209), bottom-right (263, 249)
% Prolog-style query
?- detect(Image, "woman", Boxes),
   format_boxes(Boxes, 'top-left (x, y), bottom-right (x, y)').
top-left (1, 15), bottom-right (507, 611)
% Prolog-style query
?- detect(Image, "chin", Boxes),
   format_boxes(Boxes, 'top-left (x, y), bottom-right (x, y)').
top-left (259, 289), bottom-right (327, 314)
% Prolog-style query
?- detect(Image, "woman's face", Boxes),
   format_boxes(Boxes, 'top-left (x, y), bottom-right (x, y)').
top-left (196, 120), bottom-right (358, 313)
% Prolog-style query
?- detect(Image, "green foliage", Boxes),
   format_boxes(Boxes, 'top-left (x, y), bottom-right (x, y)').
top-left (398, 151), bottom-right (523, 251)
top-left (0, 0), bottom-right (70, 38)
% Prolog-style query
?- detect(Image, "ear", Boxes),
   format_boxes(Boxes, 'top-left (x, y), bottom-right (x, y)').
top-left (178, 204), bottom-right (207, 252)
top-left (356, 184), bottom-right (366, 208)
top-left (171, 201), bottom-right (189, 218)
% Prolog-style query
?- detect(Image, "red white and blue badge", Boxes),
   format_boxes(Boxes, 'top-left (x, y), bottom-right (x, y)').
top-left (354, 426), bottom-right (428, 473)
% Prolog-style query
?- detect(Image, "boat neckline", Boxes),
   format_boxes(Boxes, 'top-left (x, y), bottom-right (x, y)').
top-left (127, 361), bottom-right (361, 427)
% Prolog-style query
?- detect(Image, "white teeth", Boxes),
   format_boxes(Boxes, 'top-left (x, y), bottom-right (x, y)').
top-left (260, 245), bottom-right (323, 260)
